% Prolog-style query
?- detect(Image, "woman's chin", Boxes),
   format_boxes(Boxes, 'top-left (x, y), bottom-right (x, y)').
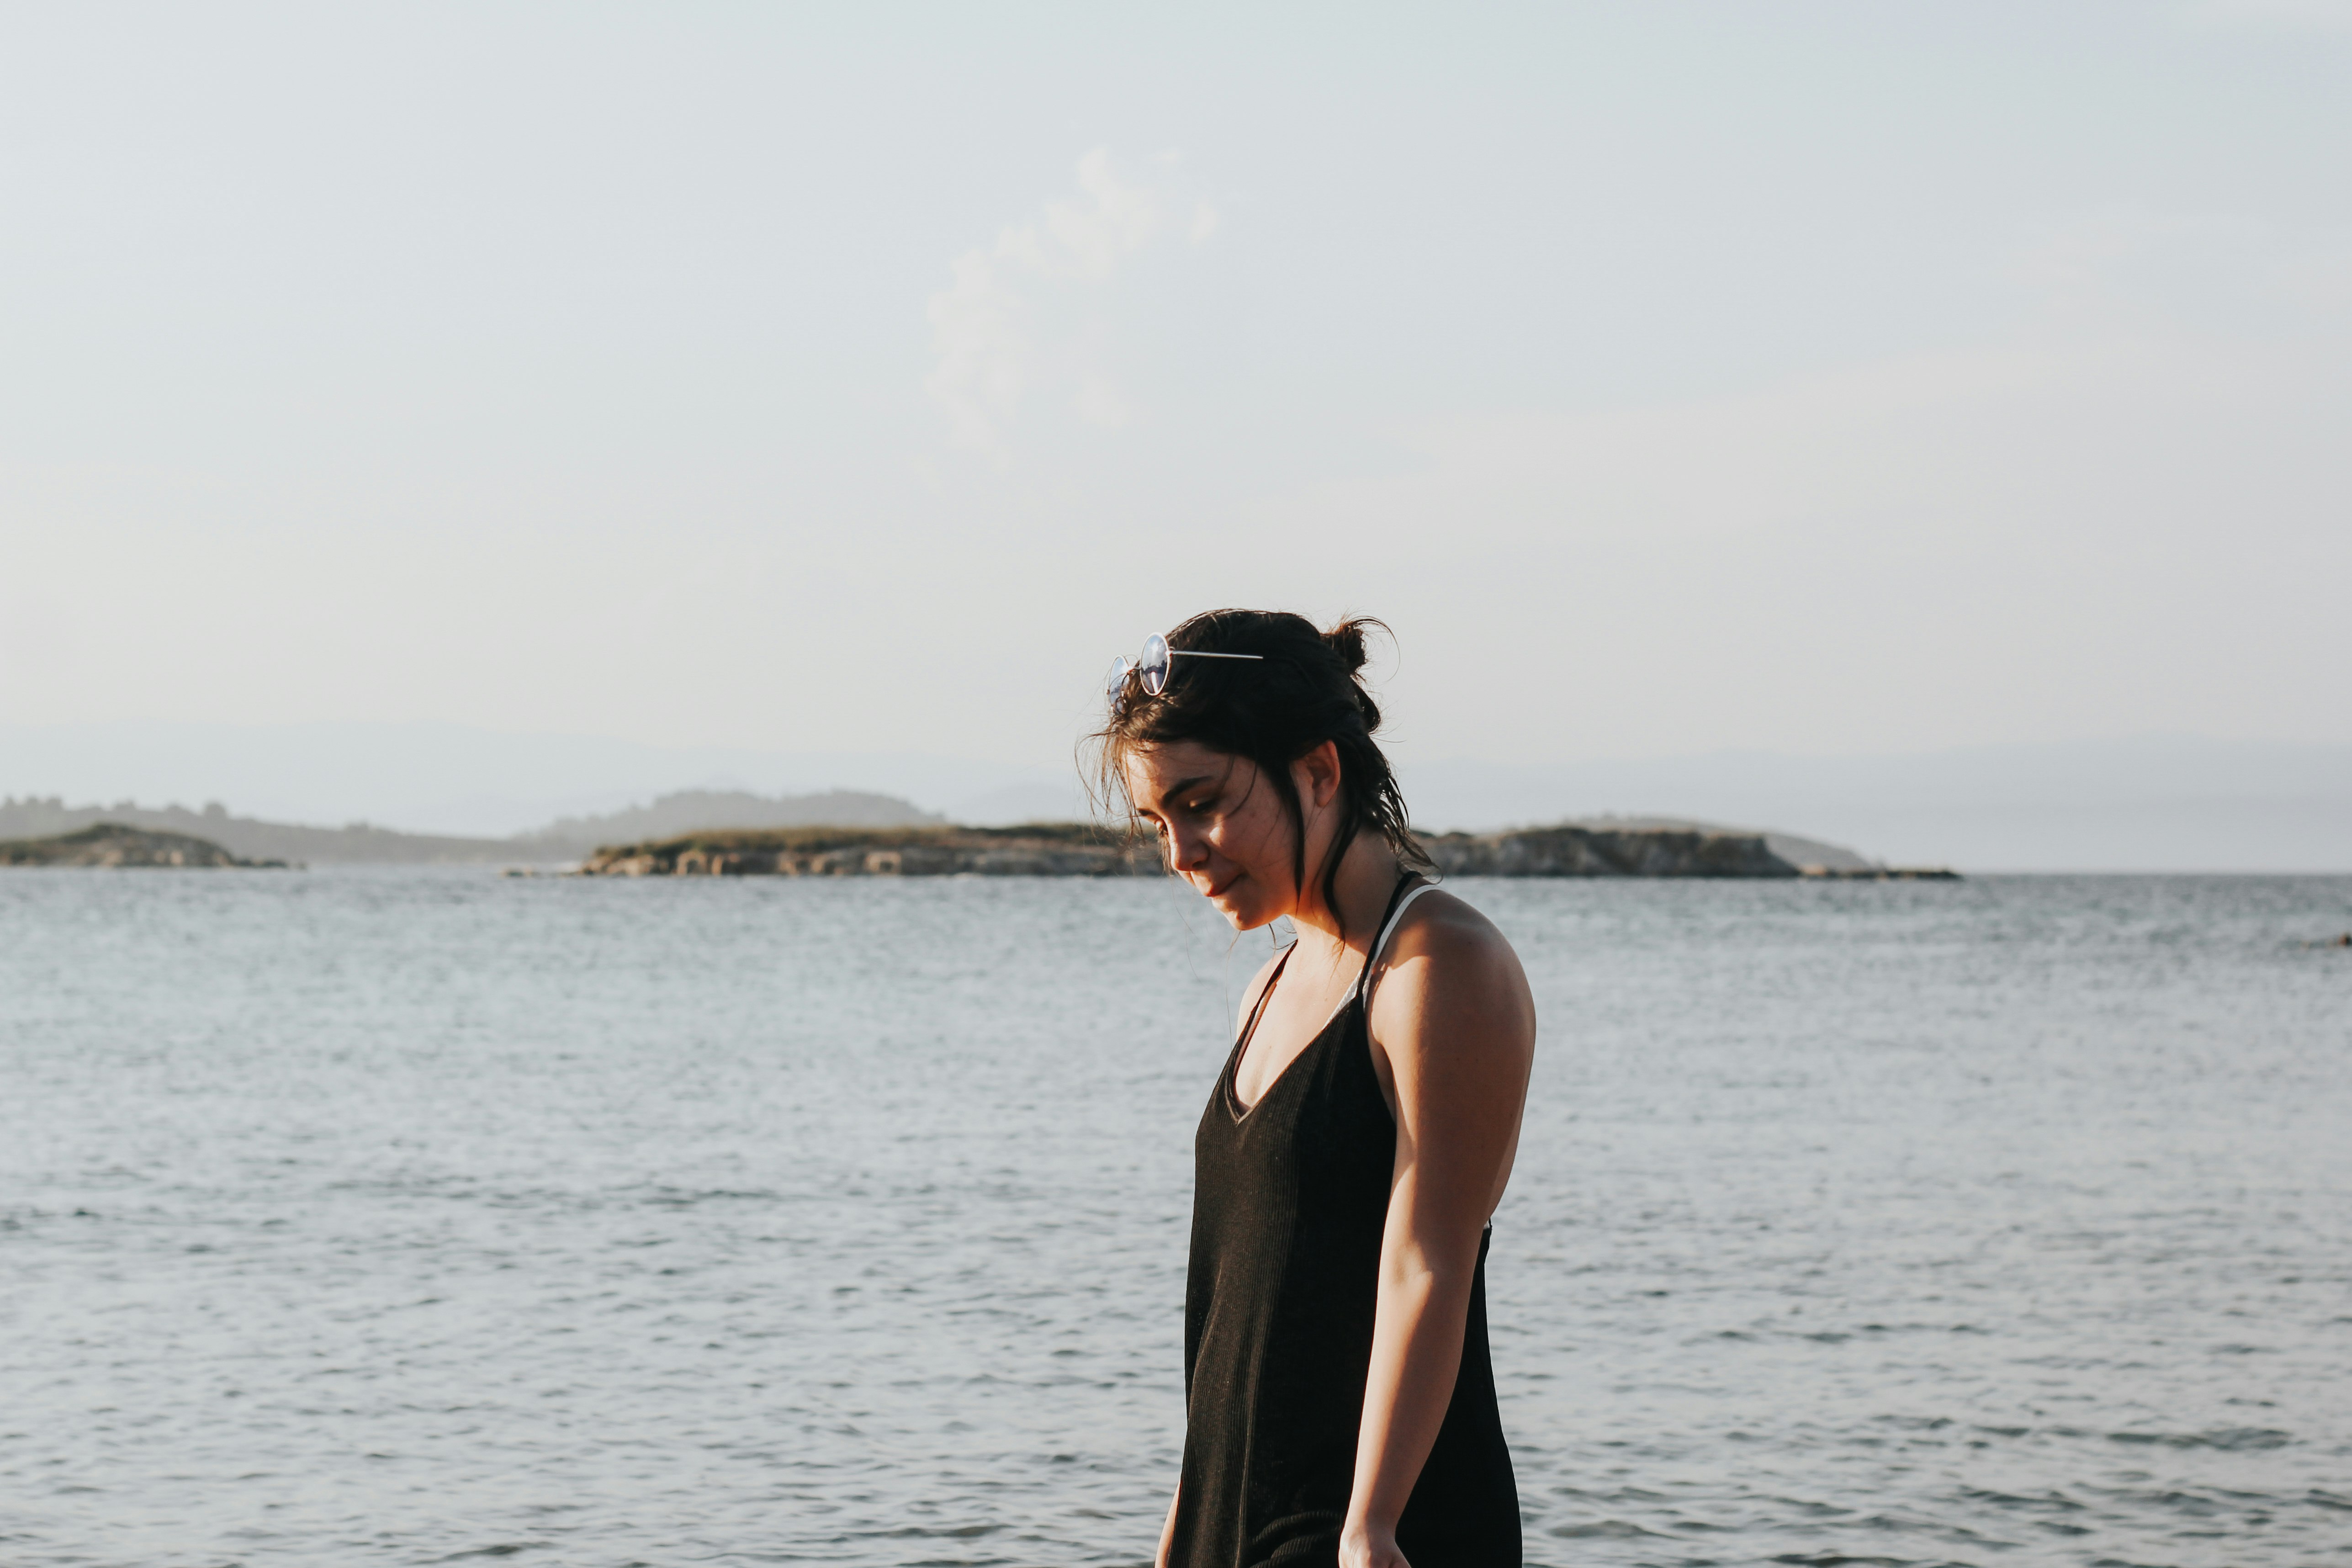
top-left (1209, 889), bottom-right (1279, 932)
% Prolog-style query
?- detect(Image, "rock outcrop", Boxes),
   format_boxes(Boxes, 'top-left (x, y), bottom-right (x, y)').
top-left (1421, 825), bottom-right (1803, 878)
top-left (575, 824), bottom-right (1161, 877)
top-left (1421, 826), bottom-right (1954, 879)
top-left (0, 823), bottom-right (287, 869)
top-left (514, 789), bottom-right (943, 853)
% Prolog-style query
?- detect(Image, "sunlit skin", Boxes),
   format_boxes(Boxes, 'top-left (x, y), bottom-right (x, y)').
top-left (1126, 738), bottom-right (1537, 1568)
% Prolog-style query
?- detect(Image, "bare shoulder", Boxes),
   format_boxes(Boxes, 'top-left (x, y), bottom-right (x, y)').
top-left (1378, 886), bottom-right (1530, 1000)
top-left (1368, 886), bottom-right (1536, 1060)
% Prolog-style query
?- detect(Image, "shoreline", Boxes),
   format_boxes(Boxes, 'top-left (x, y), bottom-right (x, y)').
top-left (574, 823), bottom-right (1959, 880)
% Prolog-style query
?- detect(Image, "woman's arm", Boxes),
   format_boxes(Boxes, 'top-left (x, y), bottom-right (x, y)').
top-left (1155, 1480), bottom-right (1180, 1568)
top-left (1342, 898), bottom-right (1536, 1568)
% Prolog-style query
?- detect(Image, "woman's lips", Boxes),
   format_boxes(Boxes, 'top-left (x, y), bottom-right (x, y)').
top-left (1202, 872), bottom-right (1242, 901)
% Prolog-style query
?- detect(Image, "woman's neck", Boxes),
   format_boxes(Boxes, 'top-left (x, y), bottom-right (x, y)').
top-left (1286, 833), bottom-right (1405, 961)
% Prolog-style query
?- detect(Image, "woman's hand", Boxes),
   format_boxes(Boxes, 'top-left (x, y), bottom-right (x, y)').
top-left (1339, 1515), bottom-right (1412, 1568)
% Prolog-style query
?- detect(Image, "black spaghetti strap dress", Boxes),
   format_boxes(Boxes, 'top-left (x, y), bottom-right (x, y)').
top-left (1168, 874), bottom-right (1520, 1568)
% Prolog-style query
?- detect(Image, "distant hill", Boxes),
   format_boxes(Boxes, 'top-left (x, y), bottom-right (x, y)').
top-left (0, 796), bottom-right (526, 865)
top-left (511, 789), bottom-right (943, 850)
top-left (0, 789), bottom-right (948, 865)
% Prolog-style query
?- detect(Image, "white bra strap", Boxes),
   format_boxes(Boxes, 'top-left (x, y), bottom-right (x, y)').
top-left (1351, 882), bottom-right (1437, 1003)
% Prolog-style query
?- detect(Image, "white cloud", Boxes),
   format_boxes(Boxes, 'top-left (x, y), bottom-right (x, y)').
top-left (923, 251), bottom-right (1029, 457)
top-left (924, 148), bottom-right (1210, 460)
top-left (1038, 148), bottom-right (1162, 280)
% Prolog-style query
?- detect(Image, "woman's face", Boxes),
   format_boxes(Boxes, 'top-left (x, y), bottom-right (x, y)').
top-left (1122, 741), bottom-right (1304, 931)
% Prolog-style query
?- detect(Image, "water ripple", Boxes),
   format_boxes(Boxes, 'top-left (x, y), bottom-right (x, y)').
top-left (1, 870), bottom-right (2348, 1565)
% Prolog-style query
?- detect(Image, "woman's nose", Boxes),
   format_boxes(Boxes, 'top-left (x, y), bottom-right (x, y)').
top-left (1165, 825), bottom-right (1210, 871)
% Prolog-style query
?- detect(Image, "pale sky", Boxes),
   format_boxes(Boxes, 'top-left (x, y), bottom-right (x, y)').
top-left (4, 2), bottom-right (2348, 775)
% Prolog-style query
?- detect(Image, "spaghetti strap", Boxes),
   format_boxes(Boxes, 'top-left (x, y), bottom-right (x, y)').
top-left (1233, 944), bottom-right (1293, 1056)
top-left (1353, 876), bottom-right (1437, 1010)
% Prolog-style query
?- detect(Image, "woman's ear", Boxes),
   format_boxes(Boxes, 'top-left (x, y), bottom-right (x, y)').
top-left (1293, 740), bottom-right (1344, 813)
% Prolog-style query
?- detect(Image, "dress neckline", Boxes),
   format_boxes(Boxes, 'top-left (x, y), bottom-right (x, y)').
top-left (1221, 873), bottom-right (1431, 1122)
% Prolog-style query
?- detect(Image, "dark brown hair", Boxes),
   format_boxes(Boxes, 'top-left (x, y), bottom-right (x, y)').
top-left (1091, 609), bottom-right (1430, 933)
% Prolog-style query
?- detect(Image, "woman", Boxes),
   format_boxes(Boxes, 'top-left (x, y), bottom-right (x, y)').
top-left (1097, 610), bottom-right (1536, 1568)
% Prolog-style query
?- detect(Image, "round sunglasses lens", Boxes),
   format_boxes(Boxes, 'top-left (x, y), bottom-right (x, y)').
top-left (1106, 656), bottom-right (1133, 697)
top-left (1140, 634), bottom-right (1171, 695)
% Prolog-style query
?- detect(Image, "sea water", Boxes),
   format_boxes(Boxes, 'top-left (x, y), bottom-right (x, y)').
top-left (1, 869), bottom-right (2347, 1567)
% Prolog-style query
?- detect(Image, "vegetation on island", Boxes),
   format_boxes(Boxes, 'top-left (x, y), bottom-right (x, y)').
top-left (0, 823), bottom-right (287, 869)
top-left (576, 821), bottom-right (1156, 877)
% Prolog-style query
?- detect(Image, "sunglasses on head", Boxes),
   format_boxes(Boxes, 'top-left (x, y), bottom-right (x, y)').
top-left (1106, 632), bottom-right (1264, 699)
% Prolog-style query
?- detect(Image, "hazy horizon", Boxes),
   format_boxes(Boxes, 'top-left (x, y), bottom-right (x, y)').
top-left (3, 4), bottom-right (2348, 782)
top-left (5, 718), bottom-right (2349, 870)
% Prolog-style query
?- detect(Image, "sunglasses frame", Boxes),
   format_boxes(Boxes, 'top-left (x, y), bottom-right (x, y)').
top-left (1107, 632), bottom-right (1264, 699)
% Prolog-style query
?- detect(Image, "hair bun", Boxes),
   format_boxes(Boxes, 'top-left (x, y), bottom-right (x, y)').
top-left (1322, 618), bottom-right (1374, 676)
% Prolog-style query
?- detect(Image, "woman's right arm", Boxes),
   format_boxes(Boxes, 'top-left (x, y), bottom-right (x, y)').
top-left (1156, 1481), bottom-right (1180, 1567)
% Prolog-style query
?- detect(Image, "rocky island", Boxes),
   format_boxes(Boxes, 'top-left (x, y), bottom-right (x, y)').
top-left (1421, 824), bottom-right (1797, 877)
top-left (0, 823), bottom-right (287, 869)
top-left (1421, 825), bottom-right (1954, 878)
top-left (576, 822), bottom-right (1955, 879)
top-left (577, 823), bottom-right (1158, 877)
